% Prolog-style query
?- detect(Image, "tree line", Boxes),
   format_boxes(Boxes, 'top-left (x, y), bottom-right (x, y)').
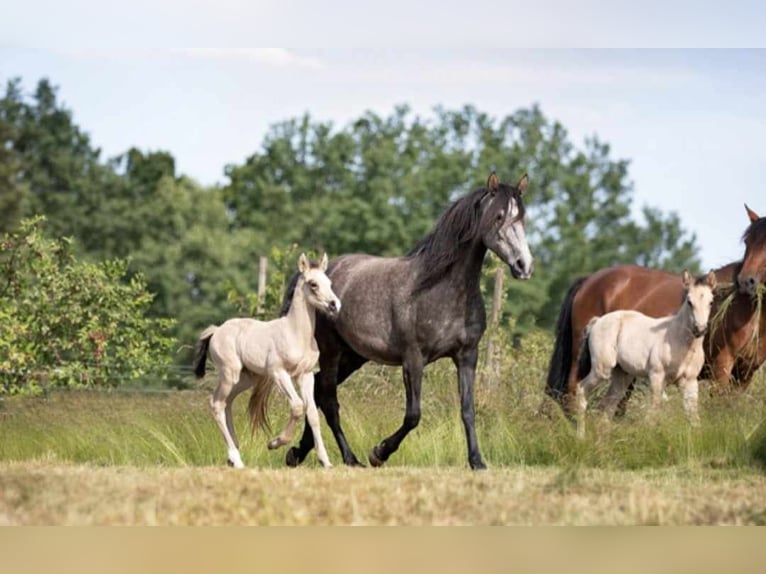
top-left (0, 78), bottom-right (700, 392)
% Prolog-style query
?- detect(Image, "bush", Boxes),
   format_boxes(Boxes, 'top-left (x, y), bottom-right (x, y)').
top-left (0, 217), bottom-right (176, 395)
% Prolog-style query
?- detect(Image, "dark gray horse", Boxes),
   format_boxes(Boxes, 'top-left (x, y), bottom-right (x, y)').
top-left (280, 173), bottom-right (534, 469)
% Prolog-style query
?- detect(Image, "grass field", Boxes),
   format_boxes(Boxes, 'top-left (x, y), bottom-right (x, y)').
top-left (2, 333), bottom-right (766, 525)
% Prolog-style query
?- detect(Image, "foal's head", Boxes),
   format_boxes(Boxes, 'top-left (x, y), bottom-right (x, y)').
top-left (682, 270), bottom-right (716, 338)
top-left (298, 253), bottom-right (341, 317)
top-left (481, 172), bottom-right (534, 280)
top-left (738, 204), bottom-right (766, 297)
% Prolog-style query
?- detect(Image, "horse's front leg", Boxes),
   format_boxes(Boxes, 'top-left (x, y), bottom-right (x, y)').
top-left (298, 372), bottom-right (332, 468)
top-left (678, 377), bottom-right (701, 427)
top-left (267, 370), bottom-right (304, 450)
top-left (646, 369), bottom-right (666, 422)
top-left (452, 346), bottom-right (486, 470)
top-left (369, 351), bottom-right (424, 467)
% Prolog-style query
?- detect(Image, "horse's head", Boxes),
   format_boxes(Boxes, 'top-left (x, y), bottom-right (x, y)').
top-left (480, 172), bottom-right (534, 280)
top-left (682, 270), bottom-right (716, 338)
top-left (299, 252), bottom-right (341, 317)
top-left (738, 205), bottom-right (766, 297)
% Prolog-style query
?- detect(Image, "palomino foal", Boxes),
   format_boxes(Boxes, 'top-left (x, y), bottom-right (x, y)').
top-left (193, 253), bottom-right (340, 468)
top-left (575, 270), bottom-right (716, 438)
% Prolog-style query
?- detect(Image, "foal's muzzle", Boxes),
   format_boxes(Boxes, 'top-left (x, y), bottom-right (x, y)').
top-left (326, 299), bottom-right (341, 317)
top-left (692, 325), bottom-right (708, 338)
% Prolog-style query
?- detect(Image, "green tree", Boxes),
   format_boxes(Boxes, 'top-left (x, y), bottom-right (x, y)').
top-left (224, 105), bottom-right (701, 329)
top-left (0, 217), bottom-right (175, 395)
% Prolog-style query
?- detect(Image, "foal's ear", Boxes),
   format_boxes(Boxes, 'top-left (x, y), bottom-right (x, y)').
top-left (706, 270), bottom-right (717, 289)
top-left (516, 173), bottom-right (529, 195)
top-left (487, 172), bottom-right (499, 195)
top-left (298, 253), bottom-right (310, 273)
top-left (745, 204), bottom-right (760, 223)
top-left (319, 252), bottom-right (329, 272)
top-left (682, 269), bottom-right (692, 288)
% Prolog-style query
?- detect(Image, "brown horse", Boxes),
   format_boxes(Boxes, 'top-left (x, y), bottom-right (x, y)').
top-left (546, 205), bottom-right (766, 415)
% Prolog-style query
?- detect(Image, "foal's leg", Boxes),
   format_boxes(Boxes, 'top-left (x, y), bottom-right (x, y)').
top-left (600, 369), bottom-right (633, 420)
top-left (647, 369), bottom-right (666, 421)
top-left (267, 369), bottom-right (305, 450)
top-left (225, 370), bottom-right (258, 449)
top-left (299, 372), bottom-right (332, 468)
top-left (369, 351), bottom-right (424, 467)
top-left (678, 377), bottom-right (701, 427)
top-left (210, 363), bottom-right (246, 468)
top-left (575, 370), bottom-right (606, 439)
top-left (287, 349), bottom-right (367, 467)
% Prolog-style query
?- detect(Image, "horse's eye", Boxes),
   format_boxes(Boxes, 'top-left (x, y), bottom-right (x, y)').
top-left (308, 281), bottom-right (318, 289)
top-left (496, 212), bottom-right (504, 221)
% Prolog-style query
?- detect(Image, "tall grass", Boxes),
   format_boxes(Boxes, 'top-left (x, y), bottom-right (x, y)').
top-left (1, 329), bottom-right (765, 470)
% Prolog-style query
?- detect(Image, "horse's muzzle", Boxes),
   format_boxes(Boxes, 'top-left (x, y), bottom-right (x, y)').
top-left (326, 299), bottom-right (341, 317)
top-left (510, 260), bottom-right (534, 280)
top-left (737, 274), bottom-right (760, 297)
top-left (692, 325), bottom-right (708, 338)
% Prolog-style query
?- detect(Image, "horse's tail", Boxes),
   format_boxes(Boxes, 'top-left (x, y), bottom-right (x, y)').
top-left (279, 272), bottom-right (301, 317)
top-left (247, 377), bottom-right (275, 435)
top-left (576, 318), bottom-right (598, 381)
top-left (545, 276), bottom-right (588, 406)
top-left (193, 325), bottom-right (218, 379)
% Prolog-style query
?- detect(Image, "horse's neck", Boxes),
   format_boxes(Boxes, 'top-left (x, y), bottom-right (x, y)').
top-left (668, 306), bottom-right (696, 348)
top-left (713, 262), bottom-right (740, 284)
top-left (445, 241), bottom-right (487, 294)
top-left (285, 282), bottom-right (316, 346)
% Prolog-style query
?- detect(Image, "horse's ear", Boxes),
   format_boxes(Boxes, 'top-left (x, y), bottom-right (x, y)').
top-left (706, 270), bottom-right (717, 289)
top-left (487, 172), bottom-right (499, 195)
top-left (319, 252), bottom-right (329, 272)
top-left (298, 253), bottom-right (309, 273)
top-left (745, 204), bottom-right (760, 223)
top-left (516, 173), bottom-right (529, 195)
top-left (682, 269), bottom-right (692, 288)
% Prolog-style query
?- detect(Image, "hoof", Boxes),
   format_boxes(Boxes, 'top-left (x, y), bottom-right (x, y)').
top-left (268, 438), bottom-right (281, 450)
top-left (368, 445), bottom-right (386, 468)
top-left (285, 447), bottom-right (302, 467)
top-left (470, 460), bottom-right (488, 471)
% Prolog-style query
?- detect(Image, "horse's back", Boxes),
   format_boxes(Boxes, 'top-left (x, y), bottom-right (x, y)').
top-left (574, 265), bottom-right (682, 323)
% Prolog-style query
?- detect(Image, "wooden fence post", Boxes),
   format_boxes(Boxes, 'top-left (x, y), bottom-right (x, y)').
top-left (484, 266), bottom-right (505, 378)
top-left (257, 256), bottom-right (268, 314)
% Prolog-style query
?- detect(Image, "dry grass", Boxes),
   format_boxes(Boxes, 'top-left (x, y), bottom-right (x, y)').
top-left (2, 329), bottom-right (766, 525)
top-left (1, 461), bottom-right (765, 525)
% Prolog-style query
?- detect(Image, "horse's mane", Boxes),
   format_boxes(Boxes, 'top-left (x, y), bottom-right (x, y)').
top-left (743, 217), bottom-right (766, 249)
top-left (406, 183), bottom-right (524, 293)
top-left (278, 259), bottom-right (322, 317)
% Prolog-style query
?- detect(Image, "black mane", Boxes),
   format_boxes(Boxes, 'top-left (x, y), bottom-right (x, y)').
top-left (406, 183), bottom-right (524, 293)
top-left (743, 217), bottom-right (766, 250)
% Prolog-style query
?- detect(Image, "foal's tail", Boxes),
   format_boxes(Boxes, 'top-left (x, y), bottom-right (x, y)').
top-left (193, 325), bottom-right (218, 379)
top-left (576, 318), bottom-right (598, 381)
top-left (544, 276), bottom-right (587, 406)
top-left (247, 378), bottom-right (275, 435)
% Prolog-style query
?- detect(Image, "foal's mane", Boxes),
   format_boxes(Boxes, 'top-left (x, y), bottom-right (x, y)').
top-left (406, 183), bottom-right (525, 293)
top-left (278, 259), bottom-right (322, 317)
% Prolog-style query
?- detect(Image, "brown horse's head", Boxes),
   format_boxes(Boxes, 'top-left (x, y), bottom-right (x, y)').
top-left (738, 204), bottom-right (766, 296)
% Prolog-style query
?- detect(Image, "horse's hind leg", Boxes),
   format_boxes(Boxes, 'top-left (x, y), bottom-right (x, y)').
top-left (210, 364), bottom-right (246, 468)
top-left (287, 349), bottom-right (367, 468)
top-left (369, 350), bottom-right (424, 468)
top-left (299, 372), bottom-right (332, 468)
top-left (267, 370), bottom-right (304, 450)
top-left (600, 368), bottom-right (633, 421)
top-left (575, 370), bottom-right (606, 439)
top-left (226, 371), bottom-right (258, 449)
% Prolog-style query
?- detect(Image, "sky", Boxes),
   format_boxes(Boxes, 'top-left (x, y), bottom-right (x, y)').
top-left (2, 46), bottom-right (765, 271)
